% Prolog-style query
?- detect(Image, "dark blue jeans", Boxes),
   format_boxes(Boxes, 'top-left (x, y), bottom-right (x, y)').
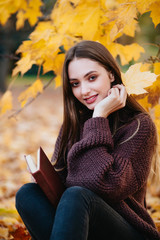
top-left (16, 183), bottom-right (144, 240)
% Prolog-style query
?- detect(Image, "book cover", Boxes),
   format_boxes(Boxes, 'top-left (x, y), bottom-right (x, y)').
top-left (25, 147), bottom-right (64, 207)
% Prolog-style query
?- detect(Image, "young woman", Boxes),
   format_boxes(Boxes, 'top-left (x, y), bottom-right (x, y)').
top-left (16, 40), bottom-right (160, 240)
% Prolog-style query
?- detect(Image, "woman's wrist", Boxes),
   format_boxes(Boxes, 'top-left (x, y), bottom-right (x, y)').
top-left (92, 109), bottom-right (108, 118)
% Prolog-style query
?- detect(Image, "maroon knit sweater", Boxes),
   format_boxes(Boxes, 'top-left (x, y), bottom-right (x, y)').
top-left (52, 113), bottom-right (160, 240)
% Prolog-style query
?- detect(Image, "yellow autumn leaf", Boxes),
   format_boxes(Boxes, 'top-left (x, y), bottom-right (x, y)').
top-left (15, 40), bottom-right (32, 55)
top-left (149, 1), bottom-right (160, 27)
top-left (42, 57), bottom-right (56, 74)
top-left (0, 208), bottom-right (19, 219)
top-left (110, 43), bottom-right (145, 65)
top-left (0, 0), bottom-right (19, 25)
top-left (51, 0), bottom-right (74, 34)
top-left (12, 29), bottom-right (71, 77)
top-left (24, 0), bottom-right (43, 26)
top-left (16, 10), bottom-right (26, 30)
top-left (3, 217), bottom-right (20, 225)
top-left (12, 54), bottom-right (36, 77)
top-left (137, 96), bottom-right (152, 111)
top-left (147, 76), bottom-right (160, 107)
top-left (52, 0), bottom-right (101, 40)
top-left (0, 226), bottom-right (8, 239)
top-left (43, 52), bottom-right (65, 75)
top-left (135, 0), bottom-right (158, 14)
top-left (0, 90), bottom-right (13, 115)
top-left (29, 39), bottom-right (46, 61)
top-left (122, 63), bottom-right (158, 95)
top-left (104, 2), bottom-right (138, 40)
top-left (18, 79), bottom-right (43, 107)
top-left (154, 62), bottom-right (160, 75)
top-left (54, 75), bottom-right (62, 88)
top-left (0, 7), bottom-right (10, 25)
top-left (104, 0), bottom-right (118, 9)
top-left (29, 21), bottom-right (55, 43)
top-left (42, 41), bottom-right (67, 74)
top-left (140, 63), bottom-right (151, 72)
top-left (0, 0), bottom-right (43, 28)
top-left (115, 0), bottom-right (156, 14)
top-left (81, 5), bottom-right (100, 39)
top-left (119, 44), bottom-right (145, 65)
top-left (154, 104), bottom-right (160, 118)
top-left (43, 52), bottom-right (65, 87)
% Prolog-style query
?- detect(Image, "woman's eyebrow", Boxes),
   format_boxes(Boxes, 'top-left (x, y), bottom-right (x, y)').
top-left (84, 71), bottom-right (97, 78)
top-left (69, 71), bottom-right (97, 81)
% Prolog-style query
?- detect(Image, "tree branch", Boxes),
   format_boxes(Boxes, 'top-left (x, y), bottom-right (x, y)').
top-left (8, 76), bottom-right (55, 119)
top-left (0, 54), bottom-right (20, 61)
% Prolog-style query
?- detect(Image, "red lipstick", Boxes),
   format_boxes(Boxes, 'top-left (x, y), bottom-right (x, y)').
top-left (84, 94), bottom-right (98, 104)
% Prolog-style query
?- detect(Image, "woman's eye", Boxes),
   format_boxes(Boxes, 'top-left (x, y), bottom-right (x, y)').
top-left (89, 75), bottom-right (96, 81)
top-left (71, 82), bottom-right (79, 87)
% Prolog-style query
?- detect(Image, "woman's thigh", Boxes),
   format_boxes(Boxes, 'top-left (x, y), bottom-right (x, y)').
top-left (88, 201), bottom-right (144, 240)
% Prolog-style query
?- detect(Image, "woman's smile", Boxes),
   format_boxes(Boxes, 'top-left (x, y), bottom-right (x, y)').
top-left (84, 94), bottom-right (98, 104)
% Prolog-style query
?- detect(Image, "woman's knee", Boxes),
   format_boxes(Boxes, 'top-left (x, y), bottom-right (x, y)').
top-left (60, 186), bottom-right (94, 205)
top-left (63, 186), bottom-right (88, 196)
top-left (16, 183), bottom-right (40, 211)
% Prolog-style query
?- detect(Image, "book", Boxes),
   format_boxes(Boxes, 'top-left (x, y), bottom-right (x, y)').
top-left (25, 147), bottom-right (64, 207)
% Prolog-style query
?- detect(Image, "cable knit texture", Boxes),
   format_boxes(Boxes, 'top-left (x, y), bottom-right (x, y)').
top-left (52, 113), bottom-right (160, 240)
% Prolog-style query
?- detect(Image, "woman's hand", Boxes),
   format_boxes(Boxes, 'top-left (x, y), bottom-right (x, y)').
top-left (92, 84), bottom-right (127, 118)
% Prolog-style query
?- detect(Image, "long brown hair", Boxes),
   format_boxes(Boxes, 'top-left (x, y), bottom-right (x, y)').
top-left (56, 40), bottom-right (150, 165)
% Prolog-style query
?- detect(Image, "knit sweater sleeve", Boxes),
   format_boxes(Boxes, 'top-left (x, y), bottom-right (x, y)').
top-left (66, 114), bottom-right (156, 202)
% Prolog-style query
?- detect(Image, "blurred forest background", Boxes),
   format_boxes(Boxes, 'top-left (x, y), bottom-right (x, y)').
top-left (0, 6), bottom-right (160, 93)
top-left (0, 0), bottom-right (160, 239)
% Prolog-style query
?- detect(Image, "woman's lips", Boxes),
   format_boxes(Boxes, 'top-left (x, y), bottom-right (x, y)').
top-left (84, 94), bottom-right (98, 104)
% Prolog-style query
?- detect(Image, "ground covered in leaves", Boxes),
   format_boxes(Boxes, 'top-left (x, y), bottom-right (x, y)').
top-left (0, 85), bottom-right (63, 239)
top-left (0, 85), bottom-right (160, 239)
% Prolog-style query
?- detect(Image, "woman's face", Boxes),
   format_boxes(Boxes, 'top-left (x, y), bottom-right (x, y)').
top-left (68, 58), bottom-right (114, 110)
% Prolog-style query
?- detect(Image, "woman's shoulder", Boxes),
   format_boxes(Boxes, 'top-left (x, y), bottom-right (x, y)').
top-left (114, 112), bottom-right (156, 144)
top-left (133, 112), bottom-right (156, 132)
top-left (123, 112), bottom-right (155, 130)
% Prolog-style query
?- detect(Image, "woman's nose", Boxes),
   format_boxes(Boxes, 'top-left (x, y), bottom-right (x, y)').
top-left (81, 83), bottom-right (90, 96)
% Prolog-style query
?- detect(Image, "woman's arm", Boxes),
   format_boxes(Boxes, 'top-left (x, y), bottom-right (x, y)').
top-left (66, 114), bottom-right (156, 203)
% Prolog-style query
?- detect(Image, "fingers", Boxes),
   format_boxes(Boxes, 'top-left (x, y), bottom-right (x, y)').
top-left (112, 84), bottom-right (126, 93)
top-left (110, 84), bottom-right (127, 108)
top-left (108, 87), bottom-right (119, 96)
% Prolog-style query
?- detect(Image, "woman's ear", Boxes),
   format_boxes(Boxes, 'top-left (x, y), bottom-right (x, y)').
top-left (109, 72), bottom-right (115, 83)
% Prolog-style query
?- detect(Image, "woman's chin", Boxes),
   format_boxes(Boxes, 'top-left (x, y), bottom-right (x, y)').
top-left (85, 104), bottom-right (95, 111)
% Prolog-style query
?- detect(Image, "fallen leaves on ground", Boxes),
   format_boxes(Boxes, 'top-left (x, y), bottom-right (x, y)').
top-left (0, 85), bottom-right (63, 239)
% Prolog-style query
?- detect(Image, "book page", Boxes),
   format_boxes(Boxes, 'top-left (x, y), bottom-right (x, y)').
top-left (25, 155), bottom-right (37, 173)
top-left (37, 148), bottom-right (40, 170)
